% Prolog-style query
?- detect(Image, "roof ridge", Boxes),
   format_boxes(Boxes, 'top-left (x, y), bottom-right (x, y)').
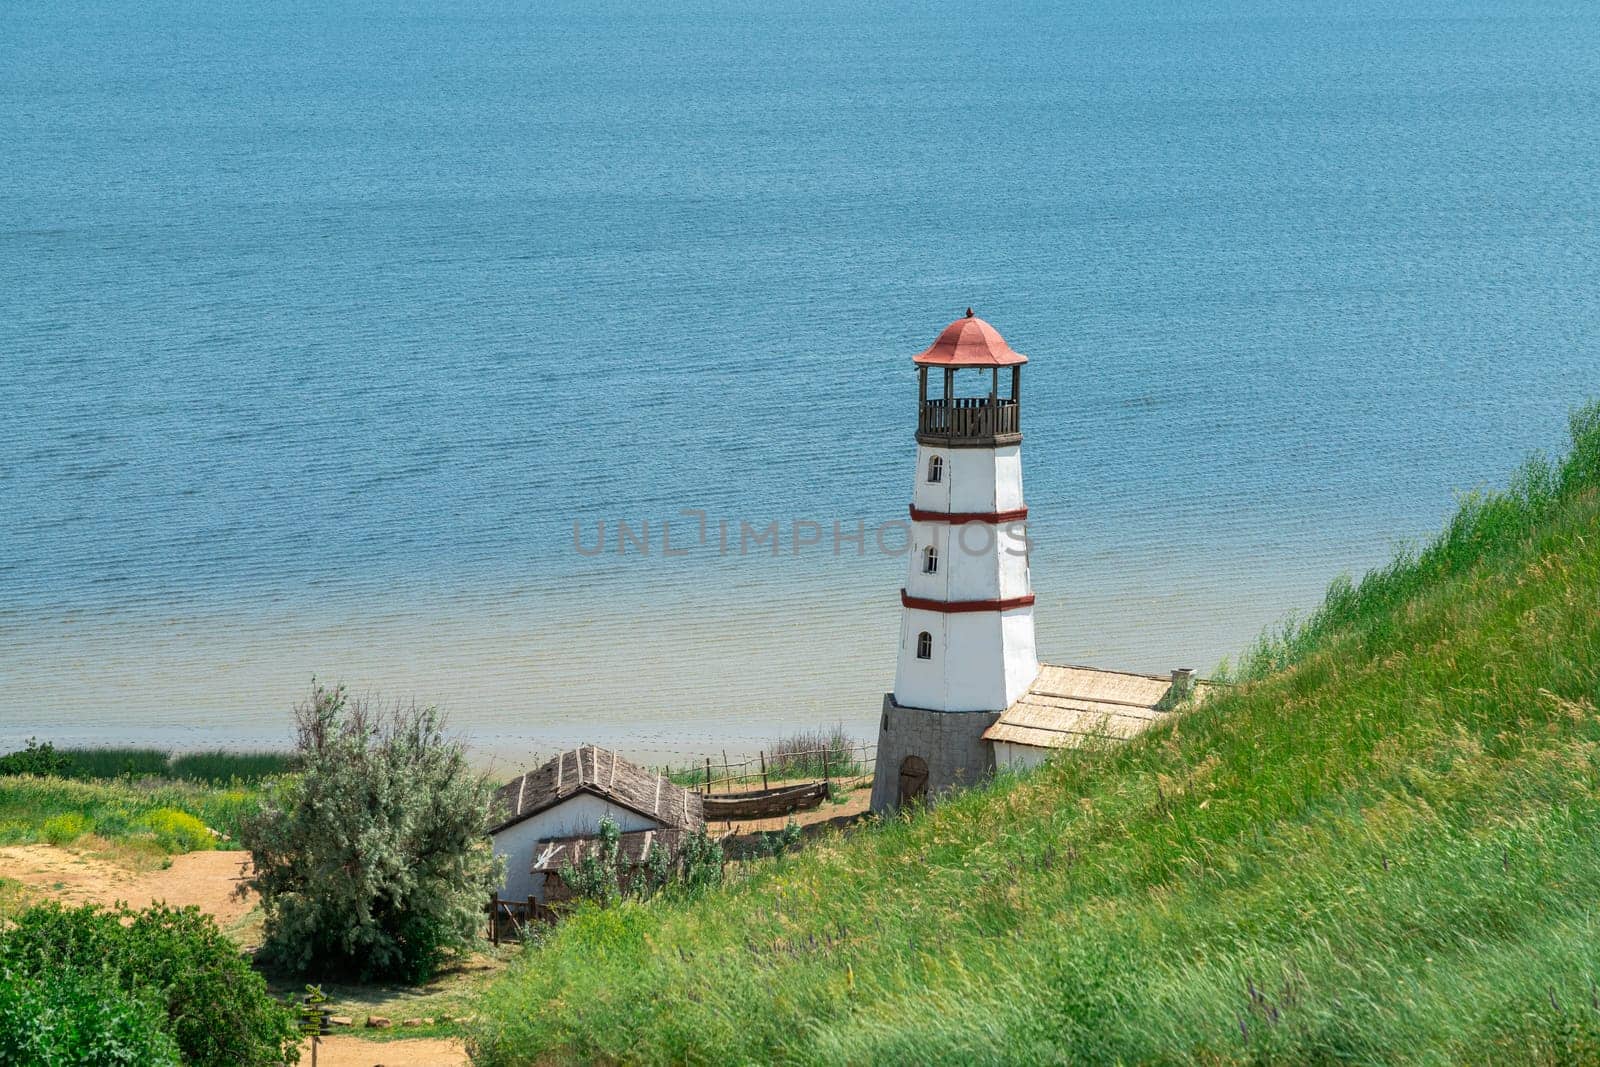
top-left (1041, 661), bottom-right (1181, 683)
top-left (487, 745), bottom-right (705, 836)
top-left (1017, 692), bottom-right (1170, 711)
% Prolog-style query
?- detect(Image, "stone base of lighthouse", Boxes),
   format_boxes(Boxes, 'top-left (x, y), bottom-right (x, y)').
top-left (869, 694), bottom-right (999, 814)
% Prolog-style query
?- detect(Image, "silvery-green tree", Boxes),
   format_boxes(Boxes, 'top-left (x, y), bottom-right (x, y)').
top-left (241, 683), bottom-right (503, 982)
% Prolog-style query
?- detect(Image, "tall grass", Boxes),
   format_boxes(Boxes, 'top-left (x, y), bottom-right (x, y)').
top-left (0, 776), bottom-right (262, 853)
top-left (654, 728), bottom-right (866, 790)
top-left (470, 402), bottom-right (1600, 1065)
top-left (57, 748), bottom-right (173, 779)
top-left (764, 724), bottom-right (862, 779)
top-left (1228, 401), bottom-right (1600, 681)
top-left (45, 748), bottom-right (296, 784)
top-left (166, 750), bottom-right (296, 783)
top-left (654, 764), bottom-right (708, 788)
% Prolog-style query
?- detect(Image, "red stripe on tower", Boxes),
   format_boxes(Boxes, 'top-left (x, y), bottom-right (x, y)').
top-left (900, 589), bottom-right (1037, 614)
top-left (908, 504), bottom-right (1028, 524)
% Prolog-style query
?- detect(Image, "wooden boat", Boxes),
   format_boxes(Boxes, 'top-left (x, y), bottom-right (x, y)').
top-left (703, 780), bottom-right (828, 821)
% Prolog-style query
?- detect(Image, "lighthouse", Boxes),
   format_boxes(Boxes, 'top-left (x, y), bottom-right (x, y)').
top-left (869, 310), bottom-right (1042, 813)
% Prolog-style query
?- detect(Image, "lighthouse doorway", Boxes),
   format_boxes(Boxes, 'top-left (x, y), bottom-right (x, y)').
top-left (898, 756), bottom-right (929, 807)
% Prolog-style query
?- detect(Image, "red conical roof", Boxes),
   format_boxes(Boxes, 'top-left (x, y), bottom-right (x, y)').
top-left (913, 310), bottom-right (1028, 367)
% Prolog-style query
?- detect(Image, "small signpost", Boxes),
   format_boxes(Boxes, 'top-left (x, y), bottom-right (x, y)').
top-left (297, 984), bottom-right (329, 1067)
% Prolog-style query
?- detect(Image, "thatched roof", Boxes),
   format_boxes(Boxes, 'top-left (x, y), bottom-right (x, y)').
top-left (488, 745), bottom-right (703, 835)
top-left (982, 664), bottom-right (1216, 751)
top-left (531, 826), bottom-right (690, 874)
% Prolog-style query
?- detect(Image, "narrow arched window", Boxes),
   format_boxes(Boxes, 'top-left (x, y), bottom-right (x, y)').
top-left (922, 545), bottom-right (938, 574)
top-left (927, 455), bottom-right (943, 483)
top-left (916, 631), bottom-right (932, 659)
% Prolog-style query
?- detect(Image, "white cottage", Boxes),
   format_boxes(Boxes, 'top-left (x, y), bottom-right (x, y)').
top-left (487, 745), bottom-right (703, 904)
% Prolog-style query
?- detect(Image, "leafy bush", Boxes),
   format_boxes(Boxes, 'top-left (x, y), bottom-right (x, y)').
top-left (0, 966), bottom-right (181, 1066)
top-left (0, 737), bottom-right (73, 777)
top-left (239, 682), bottom-right (502, 982)
top-left (560, 817), bottom-right (625, 907)
top-left (561, 816), bottom-right (727, 908)
top-left (40, 812), bottom-right (92, 845)
top-left (140, 808), bottom-right (213, 852)
top-left (747, 820), bottom-right (803, 859)
top-left (0, 902), bottom-right (298, 1066)
top-left (672, 826), bottom-right (727, 893)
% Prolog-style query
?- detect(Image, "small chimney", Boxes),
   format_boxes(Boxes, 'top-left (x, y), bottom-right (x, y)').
top-left (1169, 667), bottom-right (1197, 702)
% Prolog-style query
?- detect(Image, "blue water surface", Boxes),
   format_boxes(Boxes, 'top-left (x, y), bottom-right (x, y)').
top-left (2, 0), bottom-right (1596, 762)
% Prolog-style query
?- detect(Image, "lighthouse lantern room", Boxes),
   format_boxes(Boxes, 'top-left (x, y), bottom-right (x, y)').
top-left (869, 311), bottom-right (1042, 813)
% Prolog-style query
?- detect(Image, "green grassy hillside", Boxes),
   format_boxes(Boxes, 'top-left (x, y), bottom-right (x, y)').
top-left (471, 404), bottom-right (1600, 1066)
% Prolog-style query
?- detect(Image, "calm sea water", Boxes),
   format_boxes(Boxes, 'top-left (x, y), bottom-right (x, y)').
top-left (3, 0), bottom-right (1597, 768)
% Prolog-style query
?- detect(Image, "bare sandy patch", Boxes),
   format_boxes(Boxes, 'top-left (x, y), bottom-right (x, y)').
top-left (0, 845), bottom-right (256, 926)
top-left (297, 1034), bottom-right (467, 1067)
top-left (0, 844), bottom-right (138, 907)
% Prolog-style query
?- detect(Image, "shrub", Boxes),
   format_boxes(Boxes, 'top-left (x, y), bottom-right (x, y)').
top-left (239, 682), bottom-right (503, 982)
top-left (560, 816), bottom-right (624, 907)
top-left (0, 737), bottom-right (73, 777)
top-left (0, 966), bottom-right (181, 1066)
top-left (673, 826), bottom-right (727, 893)
top-left (747, 820), bottom-right (803, 859)
top-left (140, 808), bottom-right (213, 852)
top-left (561, 816), bottom-right (726, 907)
top-left (0, 901), bottom-right (298, 1066)
top-left (40, 812), bottom-right (91, 845)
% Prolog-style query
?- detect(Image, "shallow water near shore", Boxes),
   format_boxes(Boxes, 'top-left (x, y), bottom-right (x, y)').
top-left (3, 0), bottom-right (1598, 765)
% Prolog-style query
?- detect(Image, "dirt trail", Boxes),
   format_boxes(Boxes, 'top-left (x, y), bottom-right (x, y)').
top-left (0, 845), bottom-right (257, 925)
top-left (297, 1035), bottom-right (468, 1066)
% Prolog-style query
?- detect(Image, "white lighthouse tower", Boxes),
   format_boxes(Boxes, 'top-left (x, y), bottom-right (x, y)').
top-left (869, 310), bottom-right (1041, 813)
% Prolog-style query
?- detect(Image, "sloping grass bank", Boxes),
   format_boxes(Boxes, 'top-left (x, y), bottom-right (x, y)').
top-left (470, 404), bottom-right (1600, 1066)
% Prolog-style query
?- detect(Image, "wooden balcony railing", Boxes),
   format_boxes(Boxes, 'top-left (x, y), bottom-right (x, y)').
top-left (918, 397), bottom-right (1020, 440)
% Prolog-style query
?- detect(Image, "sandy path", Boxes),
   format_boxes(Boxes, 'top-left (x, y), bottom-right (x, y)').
top-left (297, 1035), bottom-right (468, 1066)
top-left (0, 845), bottom-right (257, 925)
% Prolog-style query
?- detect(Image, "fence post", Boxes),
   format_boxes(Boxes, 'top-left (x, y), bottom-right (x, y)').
top-left (705, 757), bottom-right (713, 795)
top-left (760, 750), bottom-right (768, 791)
top-left (489, 896), bottom-right (499, 947)
top-left (823, 749), bottom-right (830, 787)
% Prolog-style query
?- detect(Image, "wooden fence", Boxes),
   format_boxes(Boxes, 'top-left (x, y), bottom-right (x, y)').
top-left (486, 894), bottom-right (557, 945)
top-left (666, 741), bottom-right (877, 795)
